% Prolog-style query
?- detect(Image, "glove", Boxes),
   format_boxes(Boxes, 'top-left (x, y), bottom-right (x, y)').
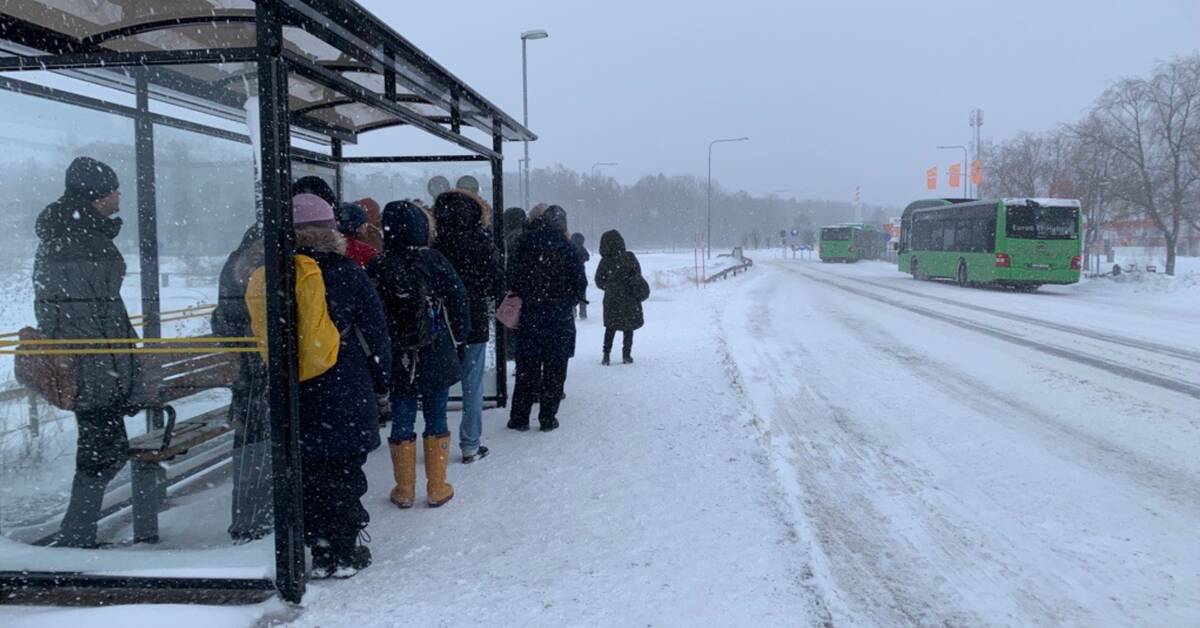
top-left (376, 393), bottom-right (392, 421)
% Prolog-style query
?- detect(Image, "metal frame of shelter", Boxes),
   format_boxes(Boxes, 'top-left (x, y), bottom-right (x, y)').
top-left (0, 0), bottom-right (533, 604)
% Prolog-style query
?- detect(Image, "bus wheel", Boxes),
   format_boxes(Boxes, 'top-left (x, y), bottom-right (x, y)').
top-left (956, 262), bottom-right (968, 287)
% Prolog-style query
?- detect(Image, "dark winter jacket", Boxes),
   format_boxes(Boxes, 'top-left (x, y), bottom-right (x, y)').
top-left (295, 228), bottom-right (392, 460)
top-left (33, 192), bottom-right (141, 411)
top-left (502, 206), bottom-right (527, 264)
top-left (434, 193), bottom-right (505, 346)
top-left (212, 225), bottom-right (262, 340)
top-left (570, 233), bottom-right (591, 304)
top-left (367, 202), bottom-right (469, 397)
top-left (570, 233), bottom-right (590, 264)
top-left (212, 226), bottom-right (268, 440)
top-left (595, 230), bottom-right (648, 331)
top-left (507, 225), bottom-right (588, 361)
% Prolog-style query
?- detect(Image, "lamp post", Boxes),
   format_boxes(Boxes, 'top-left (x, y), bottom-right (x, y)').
top-left (520, 29), bottom-right (549, 211)
top-left (937, 144), bottom-right (969, 198)
top-left (969, 108), bottom-right (984, 195)
top-left (707, 136), bottom-right (749, 259)
top-left (591, 161), bottom-right (617, 238)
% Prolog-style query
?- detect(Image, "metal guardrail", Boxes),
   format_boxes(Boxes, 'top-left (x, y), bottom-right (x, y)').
top-left (705, 254), bottom-right (755, 283)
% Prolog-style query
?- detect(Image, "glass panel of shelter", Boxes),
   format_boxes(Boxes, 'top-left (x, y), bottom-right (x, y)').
top-left (0, 69), bottom-right (275, 577)
top-left (340, 161), bottom-right (501, 403)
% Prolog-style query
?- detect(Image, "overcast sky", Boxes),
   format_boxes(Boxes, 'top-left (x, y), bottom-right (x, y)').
top-left (354, 0), bottom-right (1199, 207)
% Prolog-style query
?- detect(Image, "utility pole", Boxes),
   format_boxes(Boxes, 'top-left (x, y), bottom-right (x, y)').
top-left (520, 29), bottom-right (549, 210)
top-left (707, 136), bottom-right (749, 259)
top-left (969, 108), bottom-right (984, 197)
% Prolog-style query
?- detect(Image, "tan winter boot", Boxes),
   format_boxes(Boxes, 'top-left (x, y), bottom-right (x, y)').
top-left (423, 433), bottom-right (455, 507)
top-left (388, 439), bottom-right (416, 509)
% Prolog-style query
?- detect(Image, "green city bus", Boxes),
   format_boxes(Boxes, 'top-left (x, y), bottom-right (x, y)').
top-left (819, 223), bottom-right (887, 262)
top-left (897, 198), bottom-right (1082, 289)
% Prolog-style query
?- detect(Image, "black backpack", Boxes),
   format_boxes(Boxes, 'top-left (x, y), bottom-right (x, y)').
top-left (378, 251), bottom-right (438, 352)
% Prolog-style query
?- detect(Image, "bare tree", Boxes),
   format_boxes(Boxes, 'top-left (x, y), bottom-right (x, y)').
top-left (1066, 114), bottom-right (1119, 270)
top-left (1086, 57), bottom-right (1200, 275)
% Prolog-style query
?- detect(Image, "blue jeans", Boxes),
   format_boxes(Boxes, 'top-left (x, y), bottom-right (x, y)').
top-left (390, 389), bottom-right (450, 442)
top-left (458, 343), bottom-right (487, 455)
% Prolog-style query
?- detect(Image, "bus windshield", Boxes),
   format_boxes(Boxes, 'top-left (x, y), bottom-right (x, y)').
top-left (1006, 205), bottom-right (1078, 240)
top-left (821, 227), bottom-right (851, 240)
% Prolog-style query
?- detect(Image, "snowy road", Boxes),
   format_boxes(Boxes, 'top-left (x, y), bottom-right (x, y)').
top-left (718, 258), bottom-right (1199, 626)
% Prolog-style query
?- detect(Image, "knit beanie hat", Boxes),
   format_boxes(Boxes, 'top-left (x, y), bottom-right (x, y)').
top-left (356, 197), bottom-right (382, 226)
top-left (293, 193), bottom-right (336, 229)
top-left (65, 156), bottom-right (119, 201)
top-left (455, 175), bottom-right (480, 194)
top-left (292, 176), bottom-right (336, 205)
top-left (336, 202), bottom-right (368, 235)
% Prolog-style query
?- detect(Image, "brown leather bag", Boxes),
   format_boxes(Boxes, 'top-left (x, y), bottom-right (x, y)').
top-left (13, 327), bottom-right (79, 411)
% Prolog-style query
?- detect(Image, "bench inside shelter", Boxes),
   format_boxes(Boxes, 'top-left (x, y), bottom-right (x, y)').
top-left (127, 340), bottom-right (242, 543)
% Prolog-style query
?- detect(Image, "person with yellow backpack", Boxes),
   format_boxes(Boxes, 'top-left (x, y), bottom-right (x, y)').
top-left (245, 193), bottom-right (392, 579)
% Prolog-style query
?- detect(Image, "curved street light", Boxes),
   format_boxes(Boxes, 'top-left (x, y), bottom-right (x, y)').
top-left (520, 29), bottom-right (550, 210)
top-left (707, 136), bottom-right (749, 258)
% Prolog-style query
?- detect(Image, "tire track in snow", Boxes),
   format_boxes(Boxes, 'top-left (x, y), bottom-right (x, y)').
top-left (785, 266), bottom-right (1200, 402)
top-left (828, 302), bottom-right (1200, 511)
top-left (710, 305), bottom-right (838, 628)
top-left (715, 273), bottom-right (998, 627)
top-left (802, 265), bottom-right (1200, 364)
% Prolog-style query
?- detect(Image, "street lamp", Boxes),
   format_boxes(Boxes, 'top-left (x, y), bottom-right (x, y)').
top-left (520, 29), bottom-right (549, 211)
top-left (936, 144), bottom-right (969, 198)
top-left (591, 161), bottom-right (618, 237)
top-left (707, 136), bottom-right (749, 259)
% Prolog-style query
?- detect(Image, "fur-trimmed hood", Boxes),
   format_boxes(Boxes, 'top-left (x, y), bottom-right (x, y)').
top-left (295, 226), bottom-right (347, 256)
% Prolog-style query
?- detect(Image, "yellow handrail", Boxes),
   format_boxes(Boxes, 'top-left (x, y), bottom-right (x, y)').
top-left (0, 337), bottom-right (257, 347)
top-left (0, 347), bottom-right (261, 356)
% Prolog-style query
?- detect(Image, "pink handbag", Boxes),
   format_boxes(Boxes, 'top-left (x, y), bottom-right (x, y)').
top-left (497, 293), bottom-right (522, 330)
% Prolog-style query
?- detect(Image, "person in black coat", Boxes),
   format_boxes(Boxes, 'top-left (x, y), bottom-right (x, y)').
top-left (595, 230), bottom-right (649, 365)
top-left (502, 206), bottom-right (527, 267)
top-left (433, 191), bottom-right (504, 463)
top-left (367, 201), bottom-right (469, 508)
top-left (570, 232), bottom-right (591, 320)
top-left (287, 196), bottom-right (392, 578)
top-left (505, 205), bottom-right (588, 432)
top-left (211, 225), bottom-right (272, 542)
top-left (33, 157), bottom-right (142, 548)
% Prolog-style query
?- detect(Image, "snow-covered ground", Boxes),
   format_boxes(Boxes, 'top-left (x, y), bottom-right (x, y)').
top-left (716, 257), bottom-right (1199, 626)
top-left (2, 252), bottom-right (1197, 626)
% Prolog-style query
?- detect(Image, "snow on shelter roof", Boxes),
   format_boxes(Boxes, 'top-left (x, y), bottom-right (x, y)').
top-left (0, 0), bottom-right (536, 148)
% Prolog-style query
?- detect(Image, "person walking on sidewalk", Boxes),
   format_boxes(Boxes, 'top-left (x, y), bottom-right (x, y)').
top-left (33, 157), bottom-right (142, 548)
top-left (570, 232), bottom-right (591, 320)
top-left (433, 190), bottom-right (504, 463)
top-left (368, 201), bottom-right (469, 508)
top-left (595, 230), bottom-right (650, 365)
top-left (506, 205), bottom-right (588, 432)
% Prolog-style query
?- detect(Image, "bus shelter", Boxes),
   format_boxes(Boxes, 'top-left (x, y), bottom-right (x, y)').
top-left (0, 0), bottom-right (532, 604)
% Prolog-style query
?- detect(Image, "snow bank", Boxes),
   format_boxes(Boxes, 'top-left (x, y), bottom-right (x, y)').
top-left (3, 600), bottom-right (283, 628)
